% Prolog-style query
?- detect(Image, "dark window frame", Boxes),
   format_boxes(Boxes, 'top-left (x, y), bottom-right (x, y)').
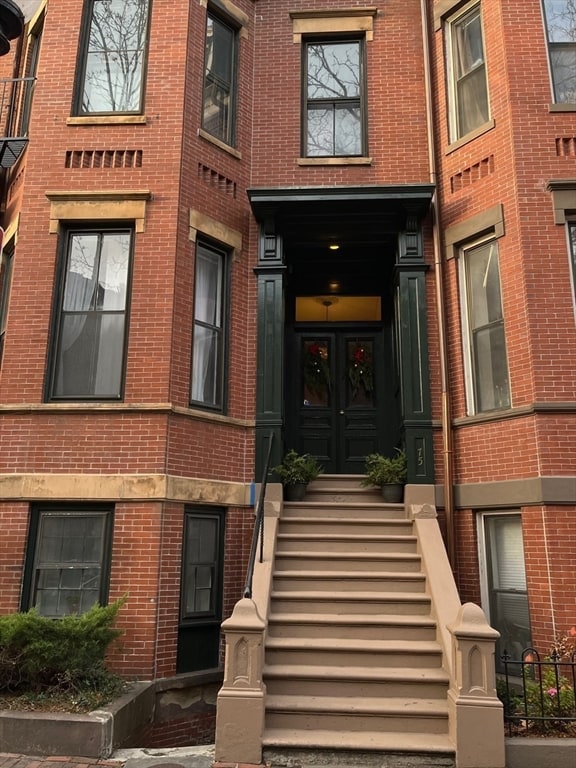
top-left (202, 8), bottom-right (239, 147)
top-left (21, 504), bottom-right (114, 616)
top-left (0, 239), bottom-right (15, 368)
top-left (542, 0), bottom-right (576, 104)
top-left (180, 507), bottom-right (225, 623)
top-left (569, 221), bottom-right (576, 302)
top-left (190, 238), bottom-right (230, 412)
top-left (302, 35), bottom-right (367, 158)
top-left (46, 225), bottom-right (134, 402)
top-left (73, 0), bottom-right (152, 116)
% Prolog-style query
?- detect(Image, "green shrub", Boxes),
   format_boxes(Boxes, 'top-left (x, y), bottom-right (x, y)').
top-left (0, 598), bottom-right (126, 694)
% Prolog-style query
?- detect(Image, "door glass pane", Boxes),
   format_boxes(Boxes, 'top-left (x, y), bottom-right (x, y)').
top-left (302, 338), bottom-right (330, 406)
top-left (484, 515), bottom-right (532, 670)
top-left (346, 339), bottom-right (374, 407)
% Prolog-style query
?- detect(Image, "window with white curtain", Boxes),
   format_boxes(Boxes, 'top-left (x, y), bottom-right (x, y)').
top-left (459, 238), bottom-right (510, 414)
top-left (190, 241), bottom-right (228, 409)
top-left (446, 2), bottom-right (490, 141)
top-left (49, 229), bottom-right (132, 399)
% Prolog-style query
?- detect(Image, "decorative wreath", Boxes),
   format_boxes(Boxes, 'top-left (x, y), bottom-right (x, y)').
top-left (303, 341), bottom-right (330, 396)
top-left (348, 342), bottom-right (373, 396)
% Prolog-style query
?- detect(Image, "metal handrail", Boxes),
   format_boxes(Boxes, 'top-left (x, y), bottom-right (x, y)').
top-left (243, 431), bottom-right (274, 599)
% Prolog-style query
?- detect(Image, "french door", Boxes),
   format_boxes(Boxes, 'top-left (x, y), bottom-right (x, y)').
top-left (288, 329), bottom-right (389, 473)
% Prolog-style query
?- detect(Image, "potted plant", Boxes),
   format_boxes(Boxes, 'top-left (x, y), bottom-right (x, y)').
top-left (361, 449), bottom-right (407, 502)
top-left (273, 449), bottom-right (323, 501)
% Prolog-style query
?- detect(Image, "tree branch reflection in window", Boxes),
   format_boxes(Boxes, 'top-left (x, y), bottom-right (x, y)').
top-left (80, 0), bottom-right (150, 114)
top-left (305, 40), bottom-right (363, 157)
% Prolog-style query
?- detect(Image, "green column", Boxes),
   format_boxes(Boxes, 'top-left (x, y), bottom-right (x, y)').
top-left (254, 223), bottom-right (285, 478)
top-left (396, 214), bottom-right (434, 483)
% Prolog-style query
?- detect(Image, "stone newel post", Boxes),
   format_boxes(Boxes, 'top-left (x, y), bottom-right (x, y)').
top-left (214, 598), bottom-right (266, 766)
top-left (448, 602), bottom-right (505, 768)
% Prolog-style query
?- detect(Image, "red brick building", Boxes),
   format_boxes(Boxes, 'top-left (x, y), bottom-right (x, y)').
top-left (0, 0), bottom-right (574, 749)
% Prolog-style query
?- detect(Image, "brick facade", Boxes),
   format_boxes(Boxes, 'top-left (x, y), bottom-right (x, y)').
top-left (0, 0), bottom-right (574, 746)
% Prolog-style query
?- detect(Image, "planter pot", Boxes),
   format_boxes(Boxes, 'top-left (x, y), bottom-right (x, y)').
top-left (381, 483), bottom-right (404, 503)
top-left (284, 482), bottom-right (307, 501)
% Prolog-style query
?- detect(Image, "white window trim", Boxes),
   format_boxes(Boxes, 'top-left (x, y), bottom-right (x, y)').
top-left (445, 0), bottom-right (491, 144)
top-left (458, 234), bottom-right (510, 416)
top-left (476, 510), bottom-right (524, 628)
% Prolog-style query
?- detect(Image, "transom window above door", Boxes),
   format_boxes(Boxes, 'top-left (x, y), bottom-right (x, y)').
top-left (296, 296), bottom-right (381, 322)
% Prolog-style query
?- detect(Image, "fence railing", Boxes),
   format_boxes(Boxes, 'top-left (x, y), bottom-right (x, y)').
top-left (499, 647), bottom-right (576, 737)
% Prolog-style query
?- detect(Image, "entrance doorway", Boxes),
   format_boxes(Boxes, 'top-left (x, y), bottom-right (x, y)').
top-left (286, 327), bottom-right (397, 473)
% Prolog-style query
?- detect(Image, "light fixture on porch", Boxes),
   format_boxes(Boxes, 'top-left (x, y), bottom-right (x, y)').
top-left (315, 296), bottom-right (339, 320)
top-left (329, 243), bottom-right (340, 251)
top-left (328, 281), bottom-right (340, 292)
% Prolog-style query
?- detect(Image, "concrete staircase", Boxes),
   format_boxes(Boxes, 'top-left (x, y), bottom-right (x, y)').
top-left (262, 474), bottom-right (455, 765)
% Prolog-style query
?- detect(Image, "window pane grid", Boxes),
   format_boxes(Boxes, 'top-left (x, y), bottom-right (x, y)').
top-left (448, 4), bottom-right (489, 140)
top-left (202, 13), bottom-right (236, 145)
top-left (79, 0), bottom-right (150, 114)
top-left (182, 514), bottom-right (221, 620)
top-left (543, 0), bottom-right (576, 103)
top-left (51, 230), bottom-right (131, 400)
top-left (30, 511), bottom-right (110, 617)
top-left (463, 241), bottom-right (510, 414)
top-left (191, 243), bottom-right (226, 408)
top-left (305, 40), bottom-right (363, 157)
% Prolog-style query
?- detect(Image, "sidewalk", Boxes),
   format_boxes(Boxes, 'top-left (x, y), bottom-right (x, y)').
top-left (0, 746), bottom-right (215, 768)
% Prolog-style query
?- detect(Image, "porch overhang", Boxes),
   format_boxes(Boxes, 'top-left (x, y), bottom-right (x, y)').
top-left (248, 183), bottom-right (435, 222)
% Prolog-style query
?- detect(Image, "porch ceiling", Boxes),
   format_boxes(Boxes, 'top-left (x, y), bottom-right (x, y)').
top-left (248, 184), bottom-right (434, 295)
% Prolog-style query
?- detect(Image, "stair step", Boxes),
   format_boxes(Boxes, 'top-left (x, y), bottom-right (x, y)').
top-left (273, 570), bottom-right (426, 593)
top-left (265, 695), bottom-right (449, 734)
top-left (282, 503), bottom-right (406, 519)
top-left (274, 551), bottom-right (422, 572)
top-left (264, 664), bottom-right (448, 699)
top-left (270, 591), bottom-right (432, 615)
top-left (277, 533), bottom-right (417, 553)
top-left (267, 612), bottom-right (438, 641)
top-left (279, 517), bottom-right (413, 535)
top-left (265, 637), bottom-right (442, 668)
top-left (263, 735), bottom-right (455, 760)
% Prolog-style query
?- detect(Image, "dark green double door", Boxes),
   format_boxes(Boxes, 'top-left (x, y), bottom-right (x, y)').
top-left (288, 328), bottom-right (390, 474)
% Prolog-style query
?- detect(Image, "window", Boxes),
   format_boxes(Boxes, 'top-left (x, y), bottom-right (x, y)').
top-left (447, 3), bottom-right (489, 141)
top-left (21, 505), bottom-right (113, 617)
top-left (177, 508), bottom-right (225, 673)
top-left (190, 240), bottom-right (228, 409)
top-left (569, 222), bottom-right (576, 302)
top-left (478, 513), bottom-right (532, 670)
top-left (304, 38), bottom-right (365, 157)
top-left (460, 239), bottom-right (510, 413)
top-left (75, 0), bottom-right (150, 114)
top-left (543, 0), bottom-right (576, 104)
top-left (181, 511), bottom-right (223, 620)
top-left (0, 241), bottom-right (14, 367)
top-left (48, 229), bottom-right (132, 400)
top-left (202, 10), bottom-right (237, 146)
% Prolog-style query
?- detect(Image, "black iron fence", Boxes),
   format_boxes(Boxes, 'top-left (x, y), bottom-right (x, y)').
top-left (498, 647), bottom-right (576, 736)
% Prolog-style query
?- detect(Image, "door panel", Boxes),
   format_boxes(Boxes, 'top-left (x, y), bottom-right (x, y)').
top-left (293, 330), bottom-right (387, 473)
